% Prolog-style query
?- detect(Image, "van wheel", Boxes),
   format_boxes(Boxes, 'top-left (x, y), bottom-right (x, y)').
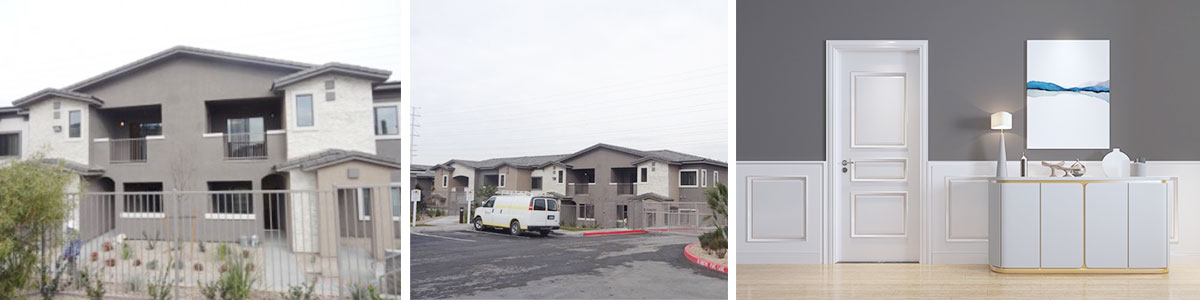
top-left (510, 220), bottom-right (523, 236)
top-left (539, 230), bottom-right (551, 237)
top-left (473, 217), bottom-right (484, 231)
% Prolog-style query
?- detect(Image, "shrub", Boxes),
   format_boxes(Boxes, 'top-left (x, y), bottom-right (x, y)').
top-left (279, 281), bottom-right (318, 300)
top-left (147, 258), bottom-right (180, 300)
top-left (216, 243), bottom-right (232, 261)
top-left (80, 268), bottom-right (105, 300)
top-left (146, 260), bottom-right (159, 270)
top-left (0, 156), bottom-right (75, 299)
top-left (200, 255), bottom-right (257, 300)
top-left (122, 243), bottom-right (134, 260)
top-left (350, 284), bottom-right (383, 300)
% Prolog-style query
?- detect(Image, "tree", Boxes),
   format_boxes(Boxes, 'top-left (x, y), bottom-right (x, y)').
top-left (472, 185), bottom-right (498, 209)
top-left (0, 155), bottom-right (76, 298)
top-left (704, 182), bottom-right (728, 237)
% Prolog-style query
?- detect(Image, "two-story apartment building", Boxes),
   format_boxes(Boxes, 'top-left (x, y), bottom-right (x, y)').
top-left (429, 143), bottom-right (726, 228)
top-left (0, 46), bottom-right (403, 260)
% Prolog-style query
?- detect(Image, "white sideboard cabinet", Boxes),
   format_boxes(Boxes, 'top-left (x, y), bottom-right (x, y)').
top-left (988, 177), bottom-right (1169, 273)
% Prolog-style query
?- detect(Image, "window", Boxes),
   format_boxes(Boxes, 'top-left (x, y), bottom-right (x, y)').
top-left (391, 187), bottom-right (402, 221)
top-left (640, 167), bottom-right (648, 183)
top-left (531, 177), bottom-right (543, 190)
top-left (442, 175), bottom-right (448, 187)
top-left (581, 171), bottom-right (595, 184)
top-left (701, 169), bottom-right (708, 187)
top-left (546, 198), bottom-right (558, 212)
top-left (68, 110), bottom-right (81, 138)
top-left (617, 205), bottom-right (629, 220)
top-left (374, 106), bottom-right (399, 135)
top-left (359, 188), bottom-right (373, 221)
top-left (295, 94), bottom-right (314, 127)
top-left (498, 174), bottom-right (506, 187)
top-left (0, 133), bottom-right (19, 157)
top-left (679, 170), bottom-right (698, 187)
top-left (137, 122), bottom-right (163, 137)
top-left (122, 182), bottom-right (163, 218)
top-left (338, 187), bottom-right (374, 221)
top-left (208, 181), bottom-right (253, 218)
top-left (533, 198), bottom-right (547, 211)
top-left (482, 197), bottom-right (496, 208)
top-left (557, 170), bottom-right (564, 183)
top-left (713, 171), bottom-right (720, 185)
top-left (579, 204), bottom-right (595, 220)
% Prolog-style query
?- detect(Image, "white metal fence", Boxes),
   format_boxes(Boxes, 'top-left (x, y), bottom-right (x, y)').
top-left (43, 187), bottom-right (403, 298)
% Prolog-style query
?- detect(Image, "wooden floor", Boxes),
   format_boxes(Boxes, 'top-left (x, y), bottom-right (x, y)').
top-left (737, 264), bottom-right (1200, 299)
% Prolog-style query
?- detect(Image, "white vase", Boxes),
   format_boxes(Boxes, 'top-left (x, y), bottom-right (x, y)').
top-left (1102, 148), bottom-right (1131, 177)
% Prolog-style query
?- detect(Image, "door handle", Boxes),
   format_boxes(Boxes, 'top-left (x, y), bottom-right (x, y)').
top-left (842, 160), bottom-right (853, 173)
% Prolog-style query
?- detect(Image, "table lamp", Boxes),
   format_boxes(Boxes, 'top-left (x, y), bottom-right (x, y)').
top-left (992, 111), bottom-right (1013, 177)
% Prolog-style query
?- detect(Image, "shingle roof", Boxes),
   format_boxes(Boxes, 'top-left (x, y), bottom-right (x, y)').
top-left (272, 62), bottom-right (392, 90)
top-left (63, 45), bottom-right (316, 92)
top-left (11, 88), bottom-right (104, 107)
top-left (275, 149), bottom-right (403, 172)
top-left (41, 158), bottom-right (104, 176)
top-left (438, 154), bottom-right (568, 170)
top-left (433, 143), bottom-right (724, 171)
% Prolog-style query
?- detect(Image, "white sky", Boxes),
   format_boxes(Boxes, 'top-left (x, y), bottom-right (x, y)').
top-left (412, 0), bottom-right (728, 165)
top-left (0, 0), bottom-right (404, 105)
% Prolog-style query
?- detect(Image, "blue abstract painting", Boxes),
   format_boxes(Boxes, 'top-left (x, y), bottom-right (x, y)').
top-left (1026, 40), bottom-right (1110, 149)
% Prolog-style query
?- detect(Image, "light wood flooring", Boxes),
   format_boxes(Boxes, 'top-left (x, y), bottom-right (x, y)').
top-left (737, 264), bottom-right (1200, 299)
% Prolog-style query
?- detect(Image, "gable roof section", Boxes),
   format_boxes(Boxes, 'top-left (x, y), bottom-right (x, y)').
top-left (11, 88), bottom-right (104, 107)
top-left (271, 62), bottom-right (392, 90)
top-left (555, 143), bottom-right (725, 167)
top-left (432, 154), bottom-right (568, 171)
top-left (275, 149), bottom-right (403, 172)
top-left (433, 143), bottom-right (726, 171)
top-left (63, 46), bottom-right (316, 92)
top-left (41, 158), bottom-right (105, 176)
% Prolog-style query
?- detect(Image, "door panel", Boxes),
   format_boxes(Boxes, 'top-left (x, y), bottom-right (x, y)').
top-left (1129, 183), bottom-right (1168, 268)
top-left (1085, 183), bottom-right (1128, 268)
top-left (836, 49), bottom-right (921, 262)
top-left (1041, 183), bottom-right (1083, 268)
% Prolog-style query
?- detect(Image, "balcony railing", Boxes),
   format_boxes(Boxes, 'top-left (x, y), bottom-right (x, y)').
top-left (110, 138), bottom-right (147, 163)
top-left (225, 133), bottom-right (267, 159)
top-left (616, 183), bottom-right (636, 195)
top-left (570, 183), bottom-right (590, 195)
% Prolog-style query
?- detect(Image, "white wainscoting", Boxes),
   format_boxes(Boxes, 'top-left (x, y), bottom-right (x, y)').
top-left (928, 161), bottom-right (1199, 265)
top-left (737, 161), bottom-right (826, 264)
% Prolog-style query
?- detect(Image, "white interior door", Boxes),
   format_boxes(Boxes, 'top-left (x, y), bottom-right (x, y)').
top-left (834, 47), bottom-right (922, 262)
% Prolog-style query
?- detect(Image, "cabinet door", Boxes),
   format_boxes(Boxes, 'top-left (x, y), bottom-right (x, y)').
top-left (1042, 183), bottom-right (1083, 268)
top-left (1085, 183), bottom-right (1128, 268)
top-left (1129, 182), bottom-right (1168, 268)
top-left (1000, 183), bottom-right (1040, 268)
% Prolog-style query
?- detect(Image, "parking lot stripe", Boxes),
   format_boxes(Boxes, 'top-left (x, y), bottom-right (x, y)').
top-left (582, 229), bottom-right (648, 237)
top-left (413, 232), bottom-right (477, 242)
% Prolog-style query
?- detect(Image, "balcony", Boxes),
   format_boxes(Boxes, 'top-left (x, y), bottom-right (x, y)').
top-left (224, 132), bottom-right (267, 159)
top-left (109, 138), bottom-right (148, 163)
top-left (616, 183), bottom-right (636, 195)
top-left (570, 183), bottom-right (589, 195)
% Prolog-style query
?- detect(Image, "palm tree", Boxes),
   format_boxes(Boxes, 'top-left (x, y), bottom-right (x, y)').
top-left (704, 182), bottom-right (728, 237)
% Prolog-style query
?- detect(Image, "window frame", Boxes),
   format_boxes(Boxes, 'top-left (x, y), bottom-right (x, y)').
top-left (357, 187), bottom-right (373, 221)
top-left (640, 167), bottom-right (648, 183)
top-left (205, 181), bottom-right (255, 220)
top-left (498, 174), bottom-right (507, 188)
top-left (67, 110), bottom-right (82, 139)
top-left (295, 94), bottom-right (315, 128)
top-left (557, 170), bottom-right (564, 183)
top-left (679, 169), bottom-right (699, 188)
top-left (391, 187), bottom-right (402, 221)
top-left (713, 170), bottom-right (720, 185)
top-left (442, 175), bottom-right (449, 187)
top-left (531, 176), bottom-right (543, 190)
top-left (701, 169), bottom-right (708, 187)
top-left (0, 132), bottom-right (19, 157)
top-left (373, 103), bottom-right (401, 138)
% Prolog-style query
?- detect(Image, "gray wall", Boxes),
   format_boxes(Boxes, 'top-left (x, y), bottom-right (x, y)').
top-left (737, 0), bottom-right (1200, 161)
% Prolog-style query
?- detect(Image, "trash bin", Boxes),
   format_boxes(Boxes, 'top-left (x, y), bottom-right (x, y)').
top-left (459, 207), bottom-right (466, 223)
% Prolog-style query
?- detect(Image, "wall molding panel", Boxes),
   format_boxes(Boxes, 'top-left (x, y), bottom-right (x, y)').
top-left (737, 161), bottom-right (826, 264)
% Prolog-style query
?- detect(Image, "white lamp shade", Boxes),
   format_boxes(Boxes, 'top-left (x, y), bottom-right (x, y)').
top-left (991, 111), bottom-right (1012, 130)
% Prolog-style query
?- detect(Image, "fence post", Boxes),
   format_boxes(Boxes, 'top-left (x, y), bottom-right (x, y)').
top-left (173, 190), bottom-right (181, 299)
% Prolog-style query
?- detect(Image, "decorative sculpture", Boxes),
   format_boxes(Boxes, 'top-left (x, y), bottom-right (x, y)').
top-left (1042, 160), bottom-right (1086, 177)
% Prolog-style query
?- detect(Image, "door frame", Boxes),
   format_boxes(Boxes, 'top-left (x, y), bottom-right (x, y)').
top-left (825, 40), bottom-right (929, 264)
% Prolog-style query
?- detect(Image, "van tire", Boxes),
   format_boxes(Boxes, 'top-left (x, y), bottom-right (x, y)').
top-left (473, 217), bottom-right (484, 231)
top-left (539, 230), bottom-right (551, 237)
top-left (510, 220), bottom-right (523, 236)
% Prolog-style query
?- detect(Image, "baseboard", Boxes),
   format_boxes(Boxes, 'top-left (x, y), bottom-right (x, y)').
top-left (930, 251), bottom-right (988, 264)
top-left (737, 251), bottom-right (823, 264)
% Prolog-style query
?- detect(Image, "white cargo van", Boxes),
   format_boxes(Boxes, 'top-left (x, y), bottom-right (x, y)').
top-left (473, 195), bottom-right (560, 236)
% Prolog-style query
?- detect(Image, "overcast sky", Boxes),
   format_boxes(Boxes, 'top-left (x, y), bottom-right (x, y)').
top-left (0, 0), bottom-right (404, 105)
top-left (412, 0), bottom-right (728, 166)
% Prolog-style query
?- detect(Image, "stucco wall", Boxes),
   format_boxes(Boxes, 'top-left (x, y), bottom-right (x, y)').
top-left (288, 169), bottom-right (319, 253)
top-left (531, 165), bottom-right (566, 194)
top-left (635, 160), bottom-right (671, 197)
top-left (27, 97), bottom-right (89, 163)
top-left (676, 163), bottom-right (726, 203)
top-left (283, 74), bottom-right (377, 159)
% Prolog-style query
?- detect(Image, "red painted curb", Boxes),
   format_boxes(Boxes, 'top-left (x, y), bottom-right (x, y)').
top-left (582, 229), bottom-right (647, 237)
top-left (684, 241), bottom-right (728, 274)
top-left (646, 227), bottom-right (703, 232)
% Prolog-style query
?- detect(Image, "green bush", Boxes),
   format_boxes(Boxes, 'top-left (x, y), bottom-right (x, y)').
top-left (0, 156), bottom-right (75, 299)
top-left (216, 243), bottom-right (232, 262)
top-left (147, 258), bottom-right (180, 300)
top-left (698, 182), bottom-right (728, 258)
top-left (200, 255), bottom-right (257, 300)
top-left (350, 284), bottom-right (383, 300)
top-left (279, 281), bottom-right (318, 300)
top-left (80, 267), bottom-right (105, 300)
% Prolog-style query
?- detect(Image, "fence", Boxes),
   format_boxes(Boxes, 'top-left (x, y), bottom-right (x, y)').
top-left (110, 138), bottom-right (148, 163)
top-left (560, 202), bottom-right (718, 229)
top-left (42, 187), bottom-right (403, 298)
top-left (224, 132), bottom-right (267, 159)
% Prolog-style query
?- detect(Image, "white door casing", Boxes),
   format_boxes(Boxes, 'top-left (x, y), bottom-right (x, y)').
top-left (827, 40), bottom-right (929, 263)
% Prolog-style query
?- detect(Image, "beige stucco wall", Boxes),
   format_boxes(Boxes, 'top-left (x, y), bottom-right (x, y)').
top-left (531, 165), bottom-right (566, 194)
top-left (27, 97), bottom-right (90, 163)
top-left (635, 160), bottom-right (671, 197)
top-left (288, 170), bottom-right (319, 253)
top-left (497, 166), bottom-right (532, 191)
top-left (314, 160), bottom-right (396, 259)
top-left (283, 74), bottom-right (377, 159)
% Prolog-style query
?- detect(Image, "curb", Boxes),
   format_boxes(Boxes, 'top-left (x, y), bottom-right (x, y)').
top-left (581, 229), bottom-right (648, 237)
top-left (684, 241), bottom-right (728, 274)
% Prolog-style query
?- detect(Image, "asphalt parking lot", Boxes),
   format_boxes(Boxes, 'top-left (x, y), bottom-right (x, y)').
top-left (410, 229), bottom-right (728, 299)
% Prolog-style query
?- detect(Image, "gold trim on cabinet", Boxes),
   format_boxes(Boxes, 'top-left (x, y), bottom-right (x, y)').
top-left (991, 179), bottom-right (1166, 184)
top-left (990, 265), bottom-right (1167, 274)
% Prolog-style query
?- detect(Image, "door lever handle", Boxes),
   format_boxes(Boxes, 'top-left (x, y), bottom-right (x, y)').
top-left (841, 160), bottom-right (854, 166)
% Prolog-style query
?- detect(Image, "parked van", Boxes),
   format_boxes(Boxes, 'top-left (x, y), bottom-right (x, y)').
top-left (473, 195), bottom-right (560, 236)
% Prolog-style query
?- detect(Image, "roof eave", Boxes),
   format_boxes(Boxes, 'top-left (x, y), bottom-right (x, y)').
top-left (272, 66), bottom-right (392, 90)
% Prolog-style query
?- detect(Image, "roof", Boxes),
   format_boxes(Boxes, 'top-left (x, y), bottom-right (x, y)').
top-left (411, 164), bottom-right (435, 179)
top-left (0, 106), bottom-right (23, 115)
top-left (375, 81), bottom-right (403, 91)
top-left (11, 88), bottom-right (104, 107)
top-left (633, 192), bottom-right (672, 202)
top-left (433, 154), bottom-right (568, 170)
top-left (433, 143), bottom-right (725, 171)
top-left (41, 158), bottom-right (104, 176)
top-left (272, 62), bottom-right (392, 90)
top-left (63, 46), bottom-right (315, 92)
top-left (275, 149), bottom-right (403, 172)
